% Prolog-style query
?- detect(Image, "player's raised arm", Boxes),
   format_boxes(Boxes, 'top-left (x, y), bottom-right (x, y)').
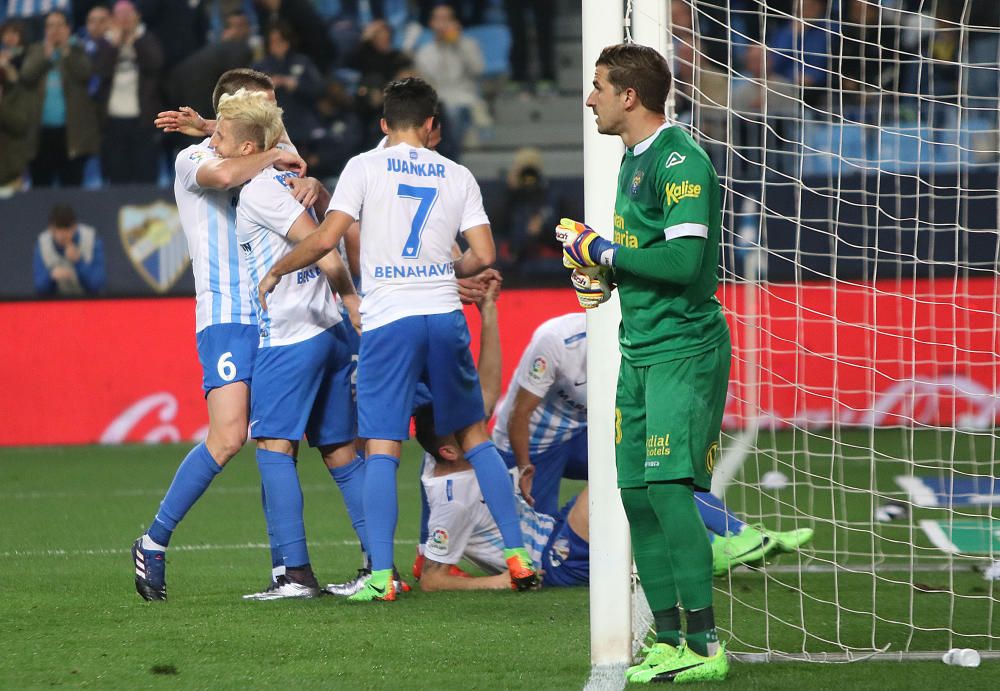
top-left (196, 146), bottom-right (305, 190)
top-left (475, 271), bottom-right (503, 415)
top-left (155, 106), bottom-right (216, 137)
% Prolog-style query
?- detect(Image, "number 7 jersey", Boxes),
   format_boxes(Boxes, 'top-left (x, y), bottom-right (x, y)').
top-left (327, 142), bottom-right (490, 331)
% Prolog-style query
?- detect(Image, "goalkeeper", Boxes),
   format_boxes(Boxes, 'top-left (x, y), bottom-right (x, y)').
top-left (558, 44), bottom-right (731, 684)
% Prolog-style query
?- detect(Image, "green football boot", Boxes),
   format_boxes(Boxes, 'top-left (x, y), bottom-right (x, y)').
top-left (629, 641), bottom-right (728, 684)
top-left (763, 526), bottom-right (814, 554)
top-left (625, 642), bottom-right (680, 682)
top-left (711, 526), bottom-right (778, 576)
top-left (346, 568), bottom-right (397, 602)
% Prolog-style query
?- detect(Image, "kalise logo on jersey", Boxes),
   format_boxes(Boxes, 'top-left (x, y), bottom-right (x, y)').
top-left (664, 180), bottom-right (701, 205)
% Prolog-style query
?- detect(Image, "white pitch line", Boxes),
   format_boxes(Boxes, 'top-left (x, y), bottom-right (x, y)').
top-left (1, 538), bottom-right (419, 559)
top-left (919, 520), bottom-right (960, 554)
top-left (0, 483), bottom-right (333, 500)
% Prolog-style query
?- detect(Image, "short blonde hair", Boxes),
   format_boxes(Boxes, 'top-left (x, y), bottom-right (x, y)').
top-left (216, 88), bottom-right (285, 151)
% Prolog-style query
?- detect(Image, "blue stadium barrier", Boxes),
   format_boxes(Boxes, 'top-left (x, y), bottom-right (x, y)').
top-left (801, 121), bottom-right (867, 176)
top-left (465, 24), bottom-right (512, 79)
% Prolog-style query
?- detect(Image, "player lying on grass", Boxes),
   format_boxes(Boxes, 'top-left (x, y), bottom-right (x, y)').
top-left (213, 88), bottom-right (362, 599)
top-left (257, 77), bottom-right (538, 602)
top-left (492, 311), bottom-right (813, 576)
top-left (133, 69), bottom-right (309, 601)
top-left (412, 277), bottom-right (588, 590)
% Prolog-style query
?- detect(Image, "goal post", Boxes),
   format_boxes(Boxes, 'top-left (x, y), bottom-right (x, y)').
top-left (582, 0), bottom-right (631, 671)
top-left (586, 0), bottom-right (1000, 669)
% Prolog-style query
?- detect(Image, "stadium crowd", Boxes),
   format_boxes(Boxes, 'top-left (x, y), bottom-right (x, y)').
top-left (3, 0), bottom-right (998, 198)
top-left (0, 0), bottom-right (556, 193)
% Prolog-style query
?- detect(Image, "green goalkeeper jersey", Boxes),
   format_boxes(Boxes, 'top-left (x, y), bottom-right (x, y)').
top-left (612, 123), bottom-right (729, 366)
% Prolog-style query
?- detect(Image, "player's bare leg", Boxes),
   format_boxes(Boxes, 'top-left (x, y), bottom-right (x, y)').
top-left (133, 381), bottom-right (250, 601)
top-left (454, 421), bottom-right (539, 590)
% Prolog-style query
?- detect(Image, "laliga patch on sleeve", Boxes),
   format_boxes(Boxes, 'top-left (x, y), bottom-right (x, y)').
top-left (528, 356), bottom-right (547, 383)
top-left (427, 527), bottom-right (449, 556)
top-left (189, 150), bottom-right (209, 162)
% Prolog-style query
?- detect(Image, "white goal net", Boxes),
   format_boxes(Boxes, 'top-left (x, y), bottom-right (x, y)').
top-left (590, 0), bottom-right (1000, 668)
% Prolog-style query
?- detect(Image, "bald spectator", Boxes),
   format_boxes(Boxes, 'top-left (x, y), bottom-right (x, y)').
top-left (33, 204), bottom-right (106, 296)
top-left (101, 0), bottom-right (163, 183)
top-left (20, 11), bottom-right (100, 187)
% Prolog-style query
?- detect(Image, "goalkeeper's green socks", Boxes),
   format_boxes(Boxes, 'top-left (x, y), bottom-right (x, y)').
top-left (620, 487), bottom-right (681, 645)
top-left (653, 606), bottom-right (682, 646)
top-left (647, 481), bottom-right (718, 657)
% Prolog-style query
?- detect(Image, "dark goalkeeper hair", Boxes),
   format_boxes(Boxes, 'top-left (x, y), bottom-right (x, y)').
top-left (383, 77), bottom-right (439, 130)
top-left (596, 43), bottom-right (672, 114)
top-left (212, 68), bottom-right (274, 112)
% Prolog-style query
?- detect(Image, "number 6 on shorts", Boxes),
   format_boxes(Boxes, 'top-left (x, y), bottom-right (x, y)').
top-left (217, 351), bottom-right (237, 382)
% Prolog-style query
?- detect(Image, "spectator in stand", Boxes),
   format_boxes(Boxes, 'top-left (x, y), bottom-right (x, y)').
top-left (254, 0), bottom-right (336, 72)
top-left (252, 19), bottom-right (322, 146)
top-left (495, 147), bottom-right (562, 273)
top-left (347, 19), bottom-right (412, 147)
top-left (0, 19), bottom-right (33, 193)
top-left (167, 10), bottom-right (255, 122)
top-left (504, 0), bottom-right (556, 94)
top-left (920, 1), bottom-right (960, 126)
top-left (79, 5), bottom-right (115, 115)
top-left (133, 0), bottom-right (207, 73)
top-left (1, 18), bottom-right (27, 72)
top-left (33, 203), bottom-right (106, 296)
top-left (766, 0), bottom-right (836, 109)
top-left (2, 0), bottom-right (73, 41)
top-left (304, 78), bottom-right (364, 178)
top-left (20, 10), bottom-right (100, 187)
top-left (415, 3), bottom-right (486, 159)
top-left (100, 0), bottom-right (163, 184)
top-left (838, 0), bottom-right (901, 123)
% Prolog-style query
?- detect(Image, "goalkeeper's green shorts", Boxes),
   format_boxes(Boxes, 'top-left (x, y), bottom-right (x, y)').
top-left (614, 339), bottom-right (731, 491)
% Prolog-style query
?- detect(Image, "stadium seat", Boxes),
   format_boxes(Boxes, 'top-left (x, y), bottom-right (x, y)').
top-left (465, 24), bottom-right (512, 79)
top-left (801, 121), bottom-right (866, 177)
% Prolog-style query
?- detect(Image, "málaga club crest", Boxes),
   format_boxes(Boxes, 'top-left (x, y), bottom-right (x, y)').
top-left (119, 201), bottom-right (191, 293)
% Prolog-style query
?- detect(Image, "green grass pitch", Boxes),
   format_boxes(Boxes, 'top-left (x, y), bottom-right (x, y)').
top-left (0, 430), bottom-right (995, 688)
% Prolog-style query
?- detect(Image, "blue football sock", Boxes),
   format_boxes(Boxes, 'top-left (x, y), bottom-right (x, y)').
top-left (148, 443), bottom-right (222, 547)
top-left (466, 441), bottom-right (523, 550)
top-left (260, 484), bottom-right (283, 571)
top-left (330, 454), bottom-right (368, 554)
top-left (363, 454), bottom-right (399, 572)
top-left (256, 448), bottom-right (309, 569)
top-left (695, 491), bottom-right (746, 537)
top-left (419, 454), bottom-right (430, 546)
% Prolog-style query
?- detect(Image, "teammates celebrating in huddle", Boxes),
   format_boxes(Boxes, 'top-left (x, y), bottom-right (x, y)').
top-left (134, 41), bottom-right (760, 685)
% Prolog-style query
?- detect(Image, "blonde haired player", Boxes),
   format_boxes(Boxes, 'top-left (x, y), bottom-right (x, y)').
top-left (132, 70), bottom-right (307, 601)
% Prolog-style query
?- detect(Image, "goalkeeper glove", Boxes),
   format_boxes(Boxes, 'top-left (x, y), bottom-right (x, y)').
top-left (556, 217), bottom-right (618, 269)
top-left (571, 268), bottom-right (612, 309)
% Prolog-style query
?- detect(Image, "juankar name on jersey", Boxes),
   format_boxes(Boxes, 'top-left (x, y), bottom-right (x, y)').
top-left (387, 158), bottom-right (447, 178)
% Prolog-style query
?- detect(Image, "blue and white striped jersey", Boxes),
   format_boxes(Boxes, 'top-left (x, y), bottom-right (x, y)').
top-left (236, 167), bottom-right (341, 348)
top-left (174, 140), bottom-right (255, 333)
top-left (492, 313), bottom-right (588, 455)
